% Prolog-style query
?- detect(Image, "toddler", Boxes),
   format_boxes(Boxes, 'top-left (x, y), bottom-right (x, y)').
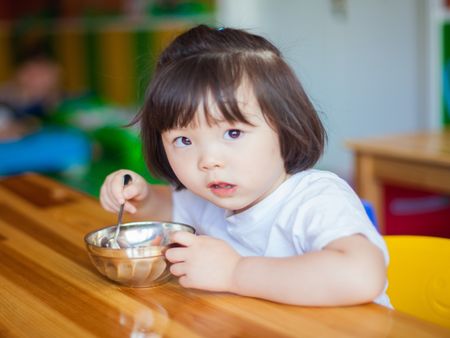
top-left (100, 25), bottom-right (390, 307)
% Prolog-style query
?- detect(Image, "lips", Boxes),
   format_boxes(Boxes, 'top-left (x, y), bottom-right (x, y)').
top-left (207, 182), bottom-right (235, 189)
top-left (207, 181), bottom-right (237, 197)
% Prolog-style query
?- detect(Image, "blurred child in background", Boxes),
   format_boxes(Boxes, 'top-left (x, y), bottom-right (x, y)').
top-left (0, 41), bottom-right (90, 176)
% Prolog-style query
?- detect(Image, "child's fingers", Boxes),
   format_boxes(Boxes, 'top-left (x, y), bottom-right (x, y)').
top-left (171, 231), bottom-right (196, 247)
top-left (101, 173), bottom-right (128, 209)
top-left (100, 170), bottom-right (142, 213)
top-left (100, 183), bottom-right (119, 212)
top-left (169, 262), bottom-right (187, 276)
top-left (178, 275), bottom-right (194, 288)
top-left (123, 184), bottom-right (142, 201)
top-left (101, 194), bottom-right (135, 214)
top-left (110, 174), bottom-right (128, 204)
top-left (100, 196), bottom-right (115, 212)
top-left (102, 172), bottom-right (123, 204)
top-left (165, 247), bottom-right (187, 262)
top-left (123, 201), bottom-right (136, 214)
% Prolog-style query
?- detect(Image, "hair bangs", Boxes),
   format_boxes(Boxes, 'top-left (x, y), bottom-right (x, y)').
top-left (148, 54), bottom-right (254, 131)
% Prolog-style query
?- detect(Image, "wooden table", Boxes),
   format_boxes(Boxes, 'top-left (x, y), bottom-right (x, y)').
top-left (1, 174), bottom-right (449, 337)
top-left (347, 129), bottom-right (450, 233)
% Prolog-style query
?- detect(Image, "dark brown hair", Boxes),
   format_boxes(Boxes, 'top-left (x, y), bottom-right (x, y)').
top-left (134, 24), bottom-right (326, 190)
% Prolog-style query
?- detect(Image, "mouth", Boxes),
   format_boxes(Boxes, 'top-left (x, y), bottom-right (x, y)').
top-left (207, 181), bottom-right (237, 197)
top-left (207, 182), bottom-right (235, 189)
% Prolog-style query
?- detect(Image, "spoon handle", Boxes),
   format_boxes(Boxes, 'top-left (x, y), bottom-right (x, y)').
top-left (123, 173), bottom-right (132, 186)
top-left (112, 174), bottom-right (133, 243)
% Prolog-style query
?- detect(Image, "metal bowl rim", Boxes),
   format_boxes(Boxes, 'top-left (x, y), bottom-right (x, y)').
top-left (84, 220), bottom-right (195, 247)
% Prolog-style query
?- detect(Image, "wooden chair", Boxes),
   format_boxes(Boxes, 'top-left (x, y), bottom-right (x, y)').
top-left (384, 235), bottom-right (450, 329)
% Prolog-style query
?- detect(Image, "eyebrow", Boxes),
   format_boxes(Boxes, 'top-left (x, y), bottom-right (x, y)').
top-left (209, 116), bottom-right (257, 126)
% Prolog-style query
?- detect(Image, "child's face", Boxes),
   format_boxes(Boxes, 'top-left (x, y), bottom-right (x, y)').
top-left (161, 83), bottom-right (289, 213)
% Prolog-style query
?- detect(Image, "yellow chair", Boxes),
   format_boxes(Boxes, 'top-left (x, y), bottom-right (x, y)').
top-left (384, 235), bottom-right (450, 329)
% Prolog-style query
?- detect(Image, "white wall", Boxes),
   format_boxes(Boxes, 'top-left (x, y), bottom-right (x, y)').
top-left (217, 0), bottom-right (426, 182)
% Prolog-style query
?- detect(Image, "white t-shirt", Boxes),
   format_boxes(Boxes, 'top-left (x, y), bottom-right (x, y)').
top-left (172, 169), bottom-right (391, 307)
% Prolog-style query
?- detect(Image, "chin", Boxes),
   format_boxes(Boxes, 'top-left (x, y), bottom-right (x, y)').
top-left (192, 189), bottom-right (253, 211)
top-left (209, 197), bottom-right (252, 212)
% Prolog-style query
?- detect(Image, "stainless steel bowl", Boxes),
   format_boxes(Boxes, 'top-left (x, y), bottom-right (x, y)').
top-left (84, 221), bottom-right (195, 287)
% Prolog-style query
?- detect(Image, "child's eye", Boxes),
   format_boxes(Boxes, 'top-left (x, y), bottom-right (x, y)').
top-left (224, 129), bottom-right (242, 140)
top-left (173, 136), bottom-right (192, 147)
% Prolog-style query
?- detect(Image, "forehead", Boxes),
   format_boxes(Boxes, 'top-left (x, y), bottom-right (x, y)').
top-left (191, 82), bottom-right (262, 127)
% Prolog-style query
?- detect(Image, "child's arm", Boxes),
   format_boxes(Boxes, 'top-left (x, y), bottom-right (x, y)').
top-left (232, 234), bottom-right (386, 305)
top-left (100, 169), bottom-right (172, 221)
top-left (166, 233), bottom-right (386, 306)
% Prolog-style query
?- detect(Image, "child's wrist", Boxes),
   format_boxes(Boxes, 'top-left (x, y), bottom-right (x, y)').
top-left (229, 255), bottom-right (245, 294)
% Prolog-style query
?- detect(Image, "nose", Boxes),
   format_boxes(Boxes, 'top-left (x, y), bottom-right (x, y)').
top-left (198, 146), bottom-right (224, 171)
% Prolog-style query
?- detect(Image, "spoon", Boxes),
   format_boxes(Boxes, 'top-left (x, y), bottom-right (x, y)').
top-left (108, 174), bottom-right (132, 248)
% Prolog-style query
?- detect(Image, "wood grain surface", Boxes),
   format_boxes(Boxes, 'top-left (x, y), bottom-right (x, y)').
top-left (346, 129), bottom-right (450, 166)
top-left (1, 173), bottom-right (449, 337)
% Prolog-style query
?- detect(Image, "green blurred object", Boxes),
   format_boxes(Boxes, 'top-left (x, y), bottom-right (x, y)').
top-left (45, 94), bottom-right (165, 197)
top-left (149, 0), bottom-right (215, 16)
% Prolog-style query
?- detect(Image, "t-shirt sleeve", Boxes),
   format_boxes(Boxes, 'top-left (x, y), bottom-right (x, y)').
top-left (292, 177), bottom-right (389, 265)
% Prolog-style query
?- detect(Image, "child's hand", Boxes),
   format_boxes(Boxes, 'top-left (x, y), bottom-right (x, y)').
top-left (100, 170), bottom-right (149, 214)
top-left (165, 232), bottom-right (242, 292)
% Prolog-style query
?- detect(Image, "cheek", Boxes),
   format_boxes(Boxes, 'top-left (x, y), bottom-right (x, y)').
top-left (165, 152), bottom-right (184, 175)
top-left (171, 164), bottom-right (200, 192)
top-left (267, 133), bottom-right (284, 164)
top-left (162, 144), bottom-right (180, 172)
top-left (164, 149), bottom-right (197, 183)
top-left (248, 133), bottom-right (283, 166)
top-left (235, 139), bottom-right (283, 182)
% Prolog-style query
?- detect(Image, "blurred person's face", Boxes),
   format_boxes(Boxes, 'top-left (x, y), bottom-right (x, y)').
top-left (16, 59), bottom-right (61, 103)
